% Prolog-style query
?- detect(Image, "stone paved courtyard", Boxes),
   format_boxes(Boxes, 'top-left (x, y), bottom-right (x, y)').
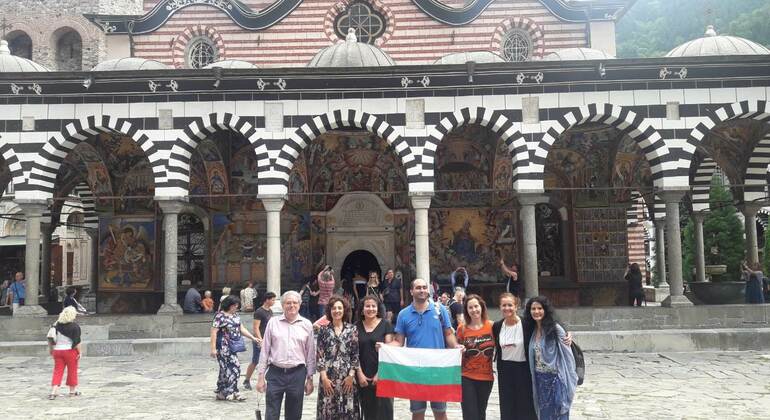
top-left (2, 351), bottom-right (769, 419)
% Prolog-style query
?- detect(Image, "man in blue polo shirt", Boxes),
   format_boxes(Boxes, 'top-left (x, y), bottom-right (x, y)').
top-left (392, 278), bottom-right (461, 420)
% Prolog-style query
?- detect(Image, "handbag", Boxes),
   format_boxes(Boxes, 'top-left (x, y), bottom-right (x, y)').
top-left (228, 334), bottom-right (247, 353)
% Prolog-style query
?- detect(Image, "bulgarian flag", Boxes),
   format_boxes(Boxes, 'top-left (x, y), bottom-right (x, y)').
top-left (376, 346), bottom-right (462, 402)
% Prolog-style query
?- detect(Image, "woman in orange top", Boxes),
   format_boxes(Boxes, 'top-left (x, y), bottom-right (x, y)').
top-left (456, 293), bottom-right (494, 420)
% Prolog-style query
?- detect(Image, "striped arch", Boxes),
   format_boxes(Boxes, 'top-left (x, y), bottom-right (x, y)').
top-left (171, 25), bottom-right (227, 69)
top-left (424, 106), bottom-right (532, 190)
top-left (691, 157), bottom-right (719, 213)
top-left (23, 115), bottom-right (165, 200)
top-left (165, 113), bottom-right (260, 195)
top-left (684, 100), bottom-right (770, 174)
top-left (490, 17), bottom-right (546, 59)
top-left (744, 131), bottom-right (770, 203)
top-left (73, 182), bottom-right (98, 229)
top-left (532, 103), bottom-right (671, 189)
top-left (262, 109), bottom-right (417, 195)
top-left (0, 143), bottom-right (27, 193)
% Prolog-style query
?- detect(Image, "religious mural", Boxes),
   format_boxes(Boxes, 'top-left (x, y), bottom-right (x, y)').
top-left (434, 125), bottom-right (496, 207)
top-left (393, 213), bottom-right (415, 281)
top-left (99, 217), bottom-right (155, 291)
top-left (703, 119), bottom-right (766, 186)
top-left (536, 204), bottom-right (563, 276)
top-left (611, 134), bottom-right (653, 203)
top-left (211, 212), bottom-right (266, 286)
top-left (190, 139), bottom-right (229, 210)
top-left (282, 210), bottom-right (313, 284)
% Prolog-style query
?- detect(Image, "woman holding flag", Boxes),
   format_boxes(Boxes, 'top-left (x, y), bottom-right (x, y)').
top-left (316, 295), bottom-right (360, 419)
top-left (456, 294), bottom-right (495, 420)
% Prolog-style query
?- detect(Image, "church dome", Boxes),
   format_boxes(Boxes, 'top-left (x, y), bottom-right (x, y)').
top-left (0, 40), bottom-right (49, 72)
top-left (91, 57), bottom-right (169, 71)
top-left (434, 51), bottom-right (505, 65)
top-left (541, 48), bottom-right (616, 61)
top-left (308, 28), bottom-right (395, 67)
top-left (204, 60), bottom-right (258, 69)
top-left (665, 26), bottom-right (770, 57)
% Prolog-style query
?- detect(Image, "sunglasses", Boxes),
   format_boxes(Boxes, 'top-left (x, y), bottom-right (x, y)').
top-left (465, 347), bottom-right (495, 358)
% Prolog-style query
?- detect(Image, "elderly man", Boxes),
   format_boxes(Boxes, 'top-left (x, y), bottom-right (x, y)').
top-left (256, 291), bottom-right (315, 420)
top-left (391, 278), bottom-right (463, 420)
top-left (8, 272), bottom-right (25, 314)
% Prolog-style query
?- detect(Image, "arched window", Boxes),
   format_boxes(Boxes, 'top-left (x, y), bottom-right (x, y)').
top-left (7, 31), bottom-right (32, 60)
top-left (335, 2), bottom-right (386, 44)
top-left (501, 28), bottom-right (533, 62)
top-left (55, 29), bottom-right (83, 71)
top-left (186, 36), bottom-right (218, 69)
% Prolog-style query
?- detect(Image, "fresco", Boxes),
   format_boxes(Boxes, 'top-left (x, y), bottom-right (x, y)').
top-left (99, 217), bottom-right (155, 291)
top-left (492, 139), bottom-right (514, 205)
top-left (211, 212), bottom-right (266, 286)
top-left (705, 120), bottom-right (765, 184)
top-left (93, 133), bottom-right (155, 214)
top-left (428, 208), bottom-right (517, 282)
top-left (434, 125), bottom-right (496, 207)
top-left (303, 131), bottom-right (408, 211)
top-left (190, 139), bottom-right (229, 210)
top-left (310, 215), bottom-right (327, 274)
top-left (230, 144), bottom-right (262, 211)
top-left (536, 203), bottom-right (563, 276)
top-left (611, 134), bottom-right (653, 203)
top-left (394, 213), bottom-right (415, 280)
top-left (282, 211), bottom-right (313, 284)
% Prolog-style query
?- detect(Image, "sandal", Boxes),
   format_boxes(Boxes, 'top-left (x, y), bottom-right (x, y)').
top-left (225, 393), bottom-right (247, 402)
top-left (48, 394), bottom-right (56, 400)
top-left (69, 391), bottom-right (81, 397)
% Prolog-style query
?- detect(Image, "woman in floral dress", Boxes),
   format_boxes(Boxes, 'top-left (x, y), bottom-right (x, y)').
top-left (209, 295), bottom-right (257, 401)
top-left (317, 295), bottom-right (360, 419)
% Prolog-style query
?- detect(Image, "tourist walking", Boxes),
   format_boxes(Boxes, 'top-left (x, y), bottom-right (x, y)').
top-left (624, 263), bottom-right (644, 306)
top-left (317, 296), bottom-right (360, 419)
top-left (244, 292), bottom-right (276, 390)
top-left (209, 296), bottom-right (258, 402)
top-left (356, 295), bottom-right (394, 420)
top-left (241, 281), bottom-right (257, 312)
top-left (743, 261), bottom-right (766, 304)
top-left (62, 287), bottom-right (88, 314)
top-left (392, 278), bottom-right (461, 420)
top-left (183, 283), bottom-right (202, 313)
top-left (492, 293), bottom-right (537, 420)
top-left (525, 296), bottom-right (577, 420)
top-left (8, 272), bottom-right (25, 314)
top-left (456, 294), bottom-right (494, 420)
top-left (317, 266), bottom-right (336, 317)
top-left (500, 258), bottom-right (522, 299)
top-left (380, 269), bottom-right (404, 323)
top-left (46, 306), bottom-right (82, 399)
top-left (256, 291), bottom-right (316, 420)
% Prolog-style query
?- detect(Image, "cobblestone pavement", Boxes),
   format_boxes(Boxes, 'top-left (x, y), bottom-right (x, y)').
top-left (2, 351), bottom-right (769, 419)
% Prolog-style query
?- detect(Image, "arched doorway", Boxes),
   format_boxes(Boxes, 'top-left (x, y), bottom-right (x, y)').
top-left (341, 250), bottom-right (381, 286)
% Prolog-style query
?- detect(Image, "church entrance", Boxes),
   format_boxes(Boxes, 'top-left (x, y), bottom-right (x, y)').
top-left (341, 250), bottom-right (381, 299)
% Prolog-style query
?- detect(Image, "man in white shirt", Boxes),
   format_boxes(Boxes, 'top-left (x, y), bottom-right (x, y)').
top-left (240, 281), bottom-right (257, 312)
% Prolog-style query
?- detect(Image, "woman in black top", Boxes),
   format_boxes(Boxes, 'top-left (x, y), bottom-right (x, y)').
top-left (625, 263), bottom-right (644, 306)
top-left (355, 295), bottom-right (394, 420)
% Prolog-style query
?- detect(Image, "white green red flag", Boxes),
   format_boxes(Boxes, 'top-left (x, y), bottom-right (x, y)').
top-left (376, 346), bottom-right (462, 402)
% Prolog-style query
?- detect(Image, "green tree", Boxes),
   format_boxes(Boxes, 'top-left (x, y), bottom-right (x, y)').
top-left (682, 175), bottom-right (744, 282)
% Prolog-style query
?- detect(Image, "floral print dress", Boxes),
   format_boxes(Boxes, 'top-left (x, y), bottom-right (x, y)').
top-left (212, 311), bottom-right (243, 398)
top-left (317, 322), bottom-right (360, 419)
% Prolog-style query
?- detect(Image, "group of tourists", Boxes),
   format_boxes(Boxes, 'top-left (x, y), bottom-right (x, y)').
top-left (208, 269), bottom-right (579, 420)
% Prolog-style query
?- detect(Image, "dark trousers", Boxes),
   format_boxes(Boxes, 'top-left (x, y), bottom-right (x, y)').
top-left (629, 292), bottom-right (644, 306)
top-left (498, 360), bottom-right (537, 420)
top-left (359, 384), bottom-right (393, 420)
top-left (265, 365), bottom-right (306, 420)
top-left (460, 377), bottom-right (493, 420)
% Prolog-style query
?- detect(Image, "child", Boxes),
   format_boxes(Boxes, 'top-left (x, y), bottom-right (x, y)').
top-left (201, 290), bottom-right (214, 313)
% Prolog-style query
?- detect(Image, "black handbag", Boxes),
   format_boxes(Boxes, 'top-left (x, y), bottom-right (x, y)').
top-left (571, 341), bottom-right (585, 385)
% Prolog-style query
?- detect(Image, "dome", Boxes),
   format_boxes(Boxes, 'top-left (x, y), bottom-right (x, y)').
top-left (434, 51), bottom-right (505, 65)
top-left (308, 28), bottom-right (395, 67)
top-left (541, 48), bottom-right (616, 61)
top-left (204, 60), bottom-right (258, 69)
top-left (0, 40), bottom-right (49, 72)
top-left (91, 57), bottom-right (169, 71)
top-left (665, 26), bottom-right (770, 57)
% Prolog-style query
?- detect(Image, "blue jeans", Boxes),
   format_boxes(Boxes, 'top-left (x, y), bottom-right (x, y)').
top-left (251, 341), bottom-right (261, 364)
top-left (409, 400), bottom-right (447, 414)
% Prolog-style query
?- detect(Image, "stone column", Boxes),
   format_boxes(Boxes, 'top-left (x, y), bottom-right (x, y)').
top-left (157, 200), bottom-right (185, 314)
top-left (660, 190), bottom-right (692, 307)
top-left (693, 213), bottom-right (706, 283)
top-left (654, 221), bottom-right (668, 288)
top-left (518, 193), bottom-right (544, 299)
top-left (14, 200), bottom-right (48, 316)
top-left (260, 195), bottom-right (285, 312)
top-left (410, 193), bottom-right (433, 289)
top-left (40, 222), bottom-right (52, 302)
top-left (742, 204), bottom-right (761, 266)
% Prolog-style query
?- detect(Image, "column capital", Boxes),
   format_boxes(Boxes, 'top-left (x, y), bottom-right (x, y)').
top-left (156, 198), bottom-right (187, 214)
top-left (14, 199), bottom-right (48, 215)
top-left (258, 195), bottom-right (286, 212)
top-left (692, 212), bottom-right (706, 223)
top-left (658, 188), bottom-right (687, 203)
top-left (740, 202), bottom-right (763, 216)
top-left (516, 192), bottom-right (547, 206)
top-left (409, 193), bottom-right (433, 210)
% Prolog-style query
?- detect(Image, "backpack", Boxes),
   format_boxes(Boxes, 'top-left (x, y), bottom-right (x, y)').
top-left (571, 341), bottom-right (585, 385)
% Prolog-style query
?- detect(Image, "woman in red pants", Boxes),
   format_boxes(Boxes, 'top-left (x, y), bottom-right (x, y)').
top-left (46, 306), bottom-right (82, 399)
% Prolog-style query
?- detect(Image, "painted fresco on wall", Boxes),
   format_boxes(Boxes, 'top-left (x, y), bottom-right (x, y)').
top-left (492, 139), bottom-right (514, 205)
top-left (211, 212), bottom-right (266, 286)
top-left (230, 144), bottom-right (262, 211)
top-left (303, 131), bottom-right (408, 211)
top-left (704, 120), bottom-right (764, 185)
top-left (536, 204), bottom-right (563, 276)
top-left (434, 125), bottom-right (495, 207)
top-left (99, 217), bottom-right (155, 291)
top-left (288, 156), bottom-right (308, 207)
top-left (611, 134), bottom-right (653, 203)
top-left (310, 215), bottom-right (327, 273)
top-left (93, 133), bottom-right (155, 214)
top-left (282, 211), bottom-right (313, 284)
top-left (429, 208), bottom-right (517, 282)
top-left (546, 126), bottom-right (613, 207)
top-left (574, 207), bottom-right (628, 283)
top-left (394, 213), bottom-right (415, 281)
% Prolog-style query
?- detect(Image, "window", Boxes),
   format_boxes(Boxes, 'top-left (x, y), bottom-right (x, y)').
top-left (186, 36), bottom-right (218, 69)
top-left (55, 29), bottom-right (82, 71)
top-left (335, 2), bottom-right (386, 44)
top-left (8, 31), bottom-right (32, 60)
top-left (501, 29), bottom-right (533, 62)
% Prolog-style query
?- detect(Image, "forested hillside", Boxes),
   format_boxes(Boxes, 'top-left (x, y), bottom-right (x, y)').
top-left (616, 0), bottom-right (770, 58)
